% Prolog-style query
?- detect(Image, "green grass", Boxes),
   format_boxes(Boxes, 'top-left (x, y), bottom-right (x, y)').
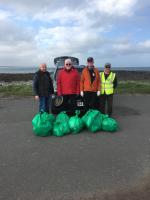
top-left (0, 84), bottom-right (32, 96)
top-left (115, 81), bottom-right (150, 94)
top-left (0, 80), bottom-right (150, 96)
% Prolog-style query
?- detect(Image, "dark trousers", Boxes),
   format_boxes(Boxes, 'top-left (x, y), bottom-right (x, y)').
top-left (99, 94), bottom-right (113, 117)
top-left (62, 94), bottom-right (76, 115)
top-left (84, 91), bottom-right (98, 111)
top-left (39, 96), bottom-right (52, 113)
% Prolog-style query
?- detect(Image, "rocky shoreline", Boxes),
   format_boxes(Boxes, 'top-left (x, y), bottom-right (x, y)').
top-left (0, 71), bottom-right (150, 83)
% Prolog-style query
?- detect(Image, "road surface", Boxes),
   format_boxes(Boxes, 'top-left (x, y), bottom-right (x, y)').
top-left (0, 95), bottom-right (150, 200)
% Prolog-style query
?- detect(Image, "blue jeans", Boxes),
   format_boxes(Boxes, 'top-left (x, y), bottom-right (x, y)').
top-left (39, 96), bottom-right (52, 113)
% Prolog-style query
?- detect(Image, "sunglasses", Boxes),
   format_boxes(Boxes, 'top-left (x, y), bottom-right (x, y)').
top-left (105, 66), bottom-right (111, 68)
top-left (66, 63), bottom-right (72, 66)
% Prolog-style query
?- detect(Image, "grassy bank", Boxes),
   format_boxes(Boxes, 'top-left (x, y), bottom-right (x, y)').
top-left (0, 81), bottom-right (150, 96)
top-left (115, 80), bottom-right (150, 94)
top-left (0, 84), bottom-right (32, 96)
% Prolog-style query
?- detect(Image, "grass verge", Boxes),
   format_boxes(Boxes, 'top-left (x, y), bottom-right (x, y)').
top-left (0, 84), bottom-right (32, 96)
top-left (0, 81), bottom-right (150, 96)
top-left (116, 80), bottom-right (150, 94)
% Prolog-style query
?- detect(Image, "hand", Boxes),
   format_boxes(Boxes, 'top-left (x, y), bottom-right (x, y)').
top-left (80, 91), bottom-right (84, 97)
top-left (97, 91), bottom-right (101, 96)
top-left (52, 94), bottom-right (55, 99)
top-left (35, 95), bottom-right (39, 100)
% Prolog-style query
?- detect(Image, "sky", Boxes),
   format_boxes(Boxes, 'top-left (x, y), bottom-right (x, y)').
top-left (0, 0), bottom-right (150, 68)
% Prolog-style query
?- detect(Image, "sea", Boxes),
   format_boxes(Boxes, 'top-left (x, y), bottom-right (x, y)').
top-left (0, 66), bottom-right (150, 73)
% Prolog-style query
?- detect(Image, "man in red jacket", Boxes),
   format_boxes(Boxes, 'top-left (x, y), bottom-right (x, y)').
top-left (57, 58), bottom-right (80, 114)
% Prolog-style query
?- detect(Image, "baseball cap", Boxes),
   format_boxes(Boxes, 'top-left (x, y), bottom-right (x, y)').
top-left (105, 63), bottom-right (111, 68)
top-left (87, 57), bottom-right (94, 62)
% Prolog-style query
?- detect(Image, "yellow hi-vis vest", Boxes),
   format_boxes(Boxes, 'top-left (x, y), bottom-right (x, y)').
top-left (100, 72), bottom-right (116, 95)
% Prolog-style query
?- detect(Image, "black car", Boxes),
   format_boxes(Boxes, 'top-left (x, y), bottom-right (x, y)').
top-left (51, 56), bottom-right (85, 114)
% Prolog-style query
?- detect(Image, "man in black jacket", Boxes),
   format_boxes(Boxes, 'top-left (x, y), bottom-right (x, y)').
top-left (33, 63), bottom-right (54, 113)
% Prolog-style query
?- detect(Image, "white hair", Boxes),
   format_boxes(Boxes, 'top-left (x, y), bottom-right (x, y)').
top-left (65, 59), bottom-right (72, 64)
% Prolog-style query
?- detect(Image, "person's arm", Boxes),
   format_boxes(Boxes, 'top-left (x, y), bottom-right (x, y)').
top-left (80, 70), bottom-right (84, 92)
top-left (50, 77), bottom-right (54, 94)
top-left (97, 70), bottom-right (101, 92)
top-left (47, 73), bottom-right (54, 94)
top-left (57, 71), bottom-right (62, 96)
top-left (113, 75), bottom-right (118, 89)
top-left (33, 74), bottom-right (39, 96)
top-left (76, 71), bottom-right (80, 95)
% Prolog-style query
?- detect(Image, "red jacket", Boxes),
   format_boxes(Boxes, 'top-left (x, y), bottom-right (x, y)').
top-left (57, 67), bottom-right (80, 95)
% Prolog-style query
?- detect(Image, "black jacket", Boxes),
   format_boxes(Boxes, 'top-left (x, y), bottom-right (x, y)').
top-left (33, 70), bottom-right (54, 97)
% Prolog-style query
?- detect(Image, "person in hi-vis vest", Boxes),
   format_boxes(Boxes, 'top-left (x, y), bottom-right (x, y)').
top-left (99, 63), bottom-right (117, 117)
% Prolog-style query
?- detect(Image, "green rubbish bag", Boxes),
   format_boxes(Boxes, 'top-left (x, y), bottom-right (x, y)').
top-left (55, 111), bottom-right (69, 123)
top-left (53, 122), bottom-right (70, 137)
top-left (102, 117), bottom-right (118, 132)
top-left (82, 109), bottom-right (103, 132)
top-left (47, 113), bottom-right (55, 123)
top-left (32, 112), bottom-right (54, 136)
top-left (82, 110), bottom-right (99, 126)
top-left (101, 114), bottom-right (109, 120)
top-left (69, 110), bottom-right (84, 134)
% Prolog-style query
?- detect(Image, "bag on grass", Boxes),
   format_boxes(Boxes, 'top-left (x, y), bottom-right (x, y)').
top-left (102, 117), bottom-right (118, 132)
top-left (55, 111), bottom-right (69, 123)
top-left (53, 122), bottom-right (70, 137)
top-left (82, 109), bottom-right (103, 132)
top-left (32, 112), bottom-right (54, 136)
top-left (69, 110), bottom-right (84, 134)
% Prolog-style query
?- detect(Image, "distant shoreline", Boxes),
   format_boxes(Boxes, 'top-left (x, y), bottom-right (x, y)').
top-left (0, 70), bottom-right (150, 82)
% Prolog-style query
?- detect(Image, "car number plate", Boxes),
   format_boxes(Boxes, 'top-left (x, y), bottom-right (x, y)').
top-left (77, 101), bottom-right (84, 107)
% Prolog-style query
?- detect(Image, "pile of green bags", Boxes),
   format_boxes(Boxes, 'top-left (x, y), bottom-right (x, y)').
top-left (53, 111), bottom-right (84, 136)
top-left (82, 110), bottom-right (119, 132)
top-left (32, 109), bottom-right (119, 137)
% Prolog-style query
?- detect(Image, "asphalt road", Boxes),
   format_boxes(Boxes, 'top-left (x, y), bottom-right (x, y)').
top-left (0, 95), bottom-right (150, 200)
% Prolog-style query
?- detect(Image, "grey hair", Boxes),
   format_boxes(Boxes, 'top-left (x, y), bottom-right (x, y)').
top-left (65, 59), bottom-right (72, 64)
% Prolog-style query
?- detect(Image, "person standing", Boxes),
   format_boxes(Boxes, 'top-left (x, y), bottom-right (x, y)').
top-left (80, 57), bottom-right (101, 110)
top-left (57, 58), bottom-right (80, 114)
top-left (33, 63), bottom-right (54, 113)
top-left (99, 63), bottom-right (117, 117)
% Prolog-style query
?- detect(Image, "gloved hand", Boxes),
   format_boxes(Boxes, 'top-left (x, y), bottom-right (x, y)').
top-left (97, 91), bottom-right (101, 96)
top-left (52, 94), bottom-right (55, 99)
top-left (80, 91), bottom-right (84, 97)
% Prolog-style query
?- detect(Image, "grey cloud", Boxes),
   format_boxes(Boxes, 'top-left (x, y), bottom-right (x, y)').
top-left (0, 14), bottom-right (36, 45)
top-left (112, 42), bottom-right (150, 55)
top-left (0, 0), bottom-right (87, 14)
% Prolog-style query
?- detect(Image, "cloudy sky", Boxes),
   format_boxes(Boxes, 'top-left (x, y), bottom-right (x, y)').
top-left (0, 0), bottom-right (150, 67)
